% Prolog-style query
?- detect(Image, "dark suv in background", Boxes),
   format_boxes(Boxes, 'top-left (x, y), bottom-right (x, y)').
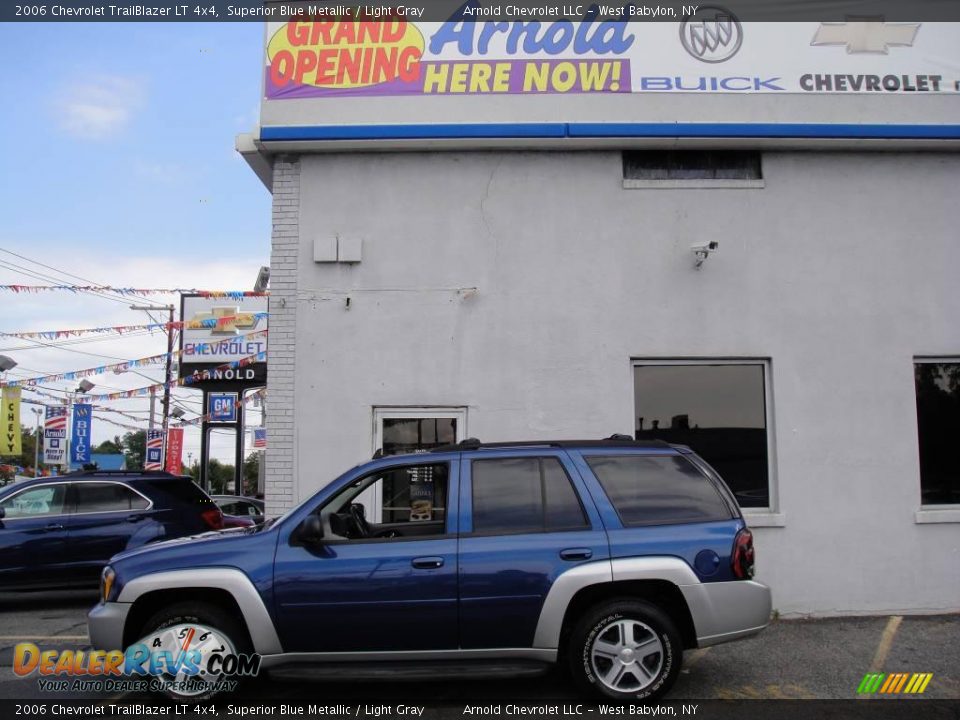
top-left (0, 471), bottom-right (224, 591)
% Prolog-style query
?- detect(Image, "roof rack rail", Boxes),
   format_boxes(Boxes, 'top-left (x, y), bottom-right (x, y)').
top-left (63, 469), bottom-right (179, 478)
top-left (429, 436), bottom-right (671, 453)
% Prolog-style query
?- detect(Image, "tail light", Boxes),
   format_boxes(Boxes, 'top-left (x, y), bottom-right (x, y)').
top-left (201, 508), bottom-right (224, 530)
top-left (731, 528), bottom-right (755, 579)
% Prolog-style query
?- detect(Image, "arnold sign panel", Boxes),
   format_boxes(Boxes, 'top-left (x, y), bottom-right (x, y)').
top-left (179, 294), bottom-right (268, 385)
top-left (264, 15), bottom-right (960, 98)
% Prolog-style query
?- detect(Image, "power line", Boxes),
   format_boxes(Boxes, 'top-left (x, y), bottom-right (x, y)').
top-left (0, 254), bottom-right (135, 307)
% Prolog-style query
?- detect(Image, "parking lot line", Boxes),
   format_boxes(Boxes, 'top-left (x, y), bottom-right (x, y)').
top-left (869, 615), bottom-right (902, 672)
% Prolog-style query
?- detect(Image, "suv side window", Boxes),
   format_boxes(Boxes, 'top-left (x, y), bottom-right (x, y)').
top-left (73, 483), bottom-right (149, 514)
top-left (472, 457), bottom-right (588, 535)
top-left (0, 484), bottom-right (68, 518)
top-left (321, 463), bottom-right (449, 541)
top-left (585, 454), bottom-right (732, 526)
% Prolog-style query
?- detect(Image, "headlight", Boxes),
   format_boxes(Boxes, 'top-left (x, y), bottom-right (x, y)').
top-left (100, 566), bottom-right (116, 604)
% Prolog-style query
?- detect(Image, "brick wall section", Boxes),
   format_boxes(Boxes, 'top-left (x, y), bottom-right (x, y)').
top-left (265, 157), bottom-right (300, 517)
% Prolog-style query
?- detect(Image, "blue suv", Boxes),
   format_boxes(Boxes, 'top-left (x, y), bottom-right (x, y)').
top-left (88, 438), bottom-right (771, 700)
top-left (0, 471), bottom-right (224, 590)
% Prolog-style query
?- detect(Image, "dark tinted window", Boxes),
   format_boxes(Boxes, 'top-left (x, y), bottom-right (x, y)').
top-left (586, 455), bottom-right (731, 526)
top-left (74, 483), bottom-right (149, 513)
top-left (472, 457), bottom-right (588, 534)
top-left (634, 363), bottom-right (769, 508)
top-left (145, 478), bottom-right (213, 506)
top-left (623, 151), bottom-right (761, 180)
top-left (914, 362), bottom-right (960, 505)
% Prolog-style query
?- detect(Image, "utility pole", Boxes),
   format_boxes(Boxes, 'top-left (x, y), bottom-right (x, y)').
top-left (31, 407), bottom-right (42, 477)
top-left (130, 304), bottom-right (176, 463)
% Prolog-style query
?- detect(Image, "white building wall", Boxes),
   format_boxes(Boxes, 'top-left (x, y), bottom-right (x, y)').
top-left (270, 149), bottom-right (960, 616)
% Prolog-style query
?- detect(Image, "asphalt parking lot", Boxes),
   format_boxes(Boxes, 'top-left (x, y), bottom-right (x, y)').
top-left (0, 591), bottom-right (957, 701)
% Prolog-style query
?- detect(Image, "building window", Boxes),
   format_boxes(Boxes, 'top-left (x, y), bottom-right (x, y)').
top-left (622, 150), bottom-right (763, 189)
top-left (914, 361), bottom-right (960, 506)
top-left (373, 407), bottom-right (467, 456)
top-left (633, 361), bottom-right (772, 509)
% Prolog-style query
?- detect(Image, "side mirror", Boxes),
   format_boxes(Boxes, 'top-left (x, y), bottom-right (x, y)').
top-left (0, 506), bottom-right (5, 519)
top-left (297, 515), bottom-right (324, 544)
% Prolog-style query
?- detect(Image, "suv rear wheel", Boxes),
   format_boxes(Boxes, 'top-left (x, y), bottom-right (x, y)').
top-left (568, 599), bottom-right (682, 700)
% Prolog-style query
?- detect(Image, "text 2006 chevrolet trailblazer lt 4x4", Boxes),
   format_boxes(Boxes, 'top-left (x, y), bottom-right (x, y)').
top-left (89, 437), bottom-right (771, 700)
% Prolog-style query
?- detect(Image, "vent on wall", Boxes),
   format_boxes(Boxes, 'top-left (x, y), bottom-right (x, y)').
top-left (622, 151), bottom-right (763, 188)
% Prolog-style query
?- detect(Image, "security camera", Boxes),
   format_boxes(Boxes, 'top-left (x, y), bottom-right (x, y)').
top-left (691, 240), bottom-right (719, 268)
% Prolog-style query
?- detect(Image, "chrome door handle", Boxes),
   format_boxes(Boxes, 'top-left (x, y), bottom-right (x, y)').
top-left (44, 523), bottom-right (64, 532)
top-left (411, 557), bottom-right (444, 569)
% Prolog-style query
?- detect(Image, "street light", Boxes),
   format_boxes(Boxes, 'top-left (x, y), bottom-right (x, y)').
top-left (0, 355), bottom-right (17, 372)
top-left (75, 379), bottom-right (96, 394)
top-left (31, 407), bottom-right (42, 477)
top-left (170, 407), bottom-right (186, 420)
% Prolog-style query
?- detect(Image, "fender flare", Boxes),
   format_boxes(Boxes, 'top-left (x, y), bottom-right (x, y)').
top-left (118, 568), bottom-right (283, 655)
top-left (531, 556), bottom-right (701, 649)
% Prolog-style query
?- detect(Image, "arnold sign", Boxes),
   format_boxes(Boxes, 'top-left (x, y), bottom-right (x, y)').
top-left (264, 17), bottom-right (960, 98)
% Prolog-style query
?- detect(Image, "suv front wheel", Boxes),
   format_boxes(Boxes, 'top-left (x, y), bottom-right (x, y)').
top-left (568, 599), bottom-right (682, 700)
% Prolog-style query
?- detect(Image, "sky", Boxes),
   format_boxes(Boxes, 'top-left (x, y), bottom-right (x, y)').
top-left (0, 22), bottom-right (272, 468)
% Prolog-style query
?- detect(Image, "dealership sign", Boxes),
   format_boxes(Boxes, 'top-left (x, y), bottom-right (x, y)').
top-left (43, 406), bottom-right (68, 466)
top-left (179, 294), bottom-right (267, 387)
top-left (264, 18), bottom-right (959, 97)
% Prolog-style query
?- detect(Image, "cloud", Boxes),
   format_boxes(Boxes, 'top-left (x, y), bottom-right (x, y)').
top-left (57, 76), bottom-right (145, 140)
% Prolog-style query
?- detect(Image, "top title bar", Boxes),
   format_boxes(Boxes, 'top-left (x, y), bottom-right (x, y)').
top-left (4, 0), bottom-right (960, 22)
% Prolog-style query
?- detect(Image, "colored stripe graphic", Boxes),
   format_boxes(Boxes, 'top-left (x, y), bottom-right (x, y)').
top-left (859, 672), bottom-right (933, 694)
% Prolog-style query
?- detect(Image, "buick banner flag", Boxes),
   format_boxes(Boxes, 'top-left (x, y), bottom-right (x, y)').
top-left (70, 403), bottom-right (91, 466)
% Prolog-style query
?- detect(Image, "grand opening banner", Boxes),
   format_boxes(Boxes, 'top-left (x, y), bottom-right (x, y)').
top-left (264, 16), bottom-right (960, 98)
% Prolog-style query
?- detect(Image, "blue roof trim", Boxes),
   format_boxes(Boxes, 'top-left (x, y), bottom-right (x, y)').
top-left (260, 123), bottom-right (960, 142)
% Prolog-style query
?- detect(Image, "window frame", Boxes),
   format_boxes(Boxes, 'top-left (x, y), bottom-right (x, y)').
top-left (913, 357), bottom-right (960, 519)
top-left (0, 482), bottom-right (71, 520)
top-left (632, 358), bottom-right (780, 522)
top-left (583, 452), bottom-right (736, 528)
top-left (68, 481), bottom-right (153, 516)
top-left (317, 459), bottom-right (454, 545)
top-left (467, 454), bottom-right (592, 538)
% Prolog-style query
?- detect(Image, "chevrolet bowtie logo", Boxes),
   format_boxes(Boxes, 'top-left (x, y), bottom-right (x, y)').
top-left (811, 20), bottom-right (920, 54)
top-left (188, 307), bottom-right (258, 335)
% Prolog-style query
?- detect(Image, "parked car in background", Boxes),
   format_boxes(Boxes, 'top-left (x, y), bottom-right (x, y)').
top-left (90, 437), bottom-right (770, 700)
top-left (0, 470), bottom-right (224, 591)
top-left (212, 494), bottom-right (264, 524)
top-left (221, 513), bottom-right (257, 528)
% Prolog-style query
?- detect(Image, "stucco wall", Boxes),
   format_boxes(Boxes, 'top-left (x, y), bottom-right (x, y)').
top-left (272, 149), bottom-right (960, 615)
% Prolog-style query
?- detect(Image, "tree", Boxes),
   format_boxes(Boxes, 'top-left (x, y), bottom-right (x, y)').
top-left (0, 425), bottom-right (41, 477)
top-left (206, 458), bottom-right (236, 494)
top-left (121, 430), bottom-right (146, 470)
top-left (242, 452), bottom-right (260, 496)
top-left (93, 436), bottom-right (124, 454)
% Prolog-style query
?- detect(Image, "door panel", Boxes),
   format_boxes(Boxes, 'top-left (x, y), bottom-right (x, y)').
top-left (65, 482), bottom-right (160, 582)
top-left (0, 483), bottom-right (71, 588)
top-left (272, 459), bottom-right (461, 653)
top-left (457, 450), bottom-right (610, 649)
top-left (274, 536), bottom-right (459, 652)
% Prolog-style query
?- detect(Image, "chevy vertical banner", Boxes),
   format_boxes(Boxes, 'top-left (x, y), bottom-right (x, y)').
top-left (2, 387), bottom-right (21, 457)
top-left (145, 429), bottom-right (164, 470)
top-left (43, 406), bottom-right (68, 466)
top-left (165, 427), bottom-right (184, 474)
top-left (70, 403), bottom-right (92, 466)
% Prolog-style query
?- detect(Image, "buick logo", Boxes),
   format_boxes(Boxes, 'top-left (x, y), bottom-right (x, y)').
top-left (680, 6), bottom-right (743, 63)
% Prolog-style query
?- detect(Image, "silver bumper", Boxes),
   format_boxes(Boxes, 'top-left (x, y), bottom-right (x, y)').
top-left (680, 580), bottom-right (772, 647)
top-left (87, 602), bottom-right (132, 651)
